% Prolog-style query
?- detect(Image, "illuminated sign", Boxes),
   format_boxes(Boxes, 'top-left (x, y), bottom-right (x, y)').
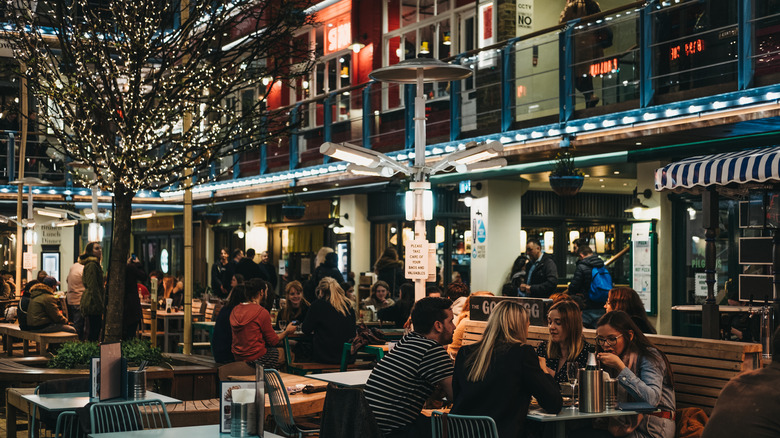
top-left (670, 38), bottom-right (704, 61)
top-left (589, 58), bottom-right (619, 77)
top-left (324, 20), bottom-right (351, 55)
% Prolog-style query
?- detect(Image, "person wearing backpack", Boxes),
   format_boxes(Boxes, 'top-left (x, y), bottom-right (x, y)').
top-left (568, 244), bottom-right (611, 328)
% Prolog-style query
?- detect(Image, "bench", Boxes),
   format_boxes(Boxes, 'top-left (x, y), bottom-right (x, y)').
top-left (283, 338), bottom-right (371, 375)
top-left (0, 323), bottom-right (78, 356)
top-left (463, 320), bottom-right (763, 414)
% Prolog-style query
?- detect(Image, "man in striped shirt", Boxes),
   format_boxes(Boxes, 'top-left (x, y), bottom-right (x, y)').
top-left (364, 297), bottom-right (456, 438)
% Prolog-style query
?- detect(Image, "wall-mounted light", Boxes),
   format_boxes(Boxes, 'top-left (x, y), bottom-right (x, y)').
top-left (520, 230), bottom-right (527, 251)
top-left (340, 66), bottom-right (349, 78)
top-left (687, 207), bottom-right (697, 221)
top-left (87, 222), bottom-right (103, 242)
top-left (435, 225), bottom-right (445, 244)
top-left (350, 41), bottom-right (365, 53)
top-left (261, 76), bottom-right (272, 86)
top-left (569, 230), bottom-right (580, 252)
top-left (234, 225), bottom-right (245, 239)
top-left (419, 41), bottom-right (430, 54)
top-left (624, 187), bottom-right (652, 218)
top-left (543, 231), bottom-right (555, 253)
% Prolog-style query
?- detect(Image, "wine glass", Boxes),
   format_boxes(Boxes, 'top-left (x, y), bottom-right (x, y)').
top-left (567, 363), bottom-right (579, 408)
top-left (278, 319), bottom-right (289, 332)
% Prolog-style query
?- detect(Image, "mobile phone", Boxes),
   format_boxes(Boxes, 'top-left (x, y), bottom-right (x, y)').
top-left (131, 253), bottom-right (137, 260)
top-left (291, 320), bottom-right (300, 325)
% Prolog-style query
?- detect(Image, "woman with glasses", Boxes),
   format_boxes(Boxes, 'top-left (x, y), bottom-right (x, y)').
top-left (604, 287), bottom-right (656, 334)
top-left (592, 310), bottom-right (675, 438)
top-left (537, 299), bottom-right (593, 383)
top-left (452, 300), bottom-right (562, 438)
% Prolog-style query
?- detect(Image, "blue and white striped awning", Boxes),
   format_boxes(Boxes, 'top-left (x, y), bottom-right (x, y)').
top-left (655, 146), bottom-right (780, 191)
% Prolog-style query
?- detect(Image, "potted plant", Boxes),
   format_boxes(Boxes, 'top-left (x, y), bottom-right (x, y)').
top-left (200, 203), bottom-right (223, 225)
top-left (282, 191), bottom-right (306, 220)
top-left (549, 150), bottom-right (585, 196)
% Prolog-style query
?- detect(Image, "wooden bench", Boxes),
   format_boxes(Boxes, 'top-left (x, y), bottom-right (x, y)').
top-left (0, 323), bottom-right (78, 356)
top-left (463, 320), bottom-right (763, 414)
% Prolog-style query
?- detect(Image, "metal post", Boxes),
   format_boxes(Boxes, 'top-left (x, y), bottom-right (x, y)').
top-left (404, 84), bottom-right (415, 150)
top-left (501, 39), bottom-right (520, 132)
top-left (701, 188), bottom-right (719, 339)
top-left (362, 82), bottom-right (372, 148)
top-left (450, 57), bottom-right (463, 142)
top-left (290, 104), bottom-right (300, 171)
top-left (737, 0), bottom-right (753, 90)
top-left (640, 2), bottom-right (655, 108)
top-left (412, 70), bottom-right (427, 301)
top-left (559, 23), bottom-right (575, 123)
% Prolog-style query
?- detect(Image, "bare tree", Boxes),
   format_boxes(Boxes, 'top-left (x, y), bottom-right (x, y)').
top-left (5, 0), bottom-right (315, 341)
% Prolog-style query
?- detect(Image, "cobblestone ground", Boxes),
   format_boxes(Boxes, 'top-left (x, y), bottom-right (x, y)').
top-left (1, 410), bottom-right (31, 438)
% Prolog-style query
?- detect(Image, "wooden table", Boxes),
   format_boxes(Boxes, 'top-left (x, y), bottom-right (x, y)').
top-left (308, 370), bottom-right (371, 387)
top-left (527, 407), bottom-right (641, 438)
top-left (157, 311), bottom-right (204, 352)
top-left (90, 424), bottom-right (284, 438)
top-left (226, 372), bottom-right (327, 418)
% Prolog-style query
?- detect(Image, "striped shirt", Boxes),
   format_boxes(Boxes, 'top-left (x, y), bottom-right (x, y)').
top-left (364, 332), bottom-right (454, 433)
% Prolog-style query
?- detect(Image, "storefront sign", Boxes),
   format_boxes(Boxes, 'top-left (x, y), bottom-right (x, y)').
top-left (405, 239), bottom-right (429, 279)
top-left (670, 38), bottom-right (704, 61)
top-left (324, 20), bottom-right (351, 55)
top-left (40, 225), bottom-right (62, 245)
top-left (470, 295), bottom-right (551, 326)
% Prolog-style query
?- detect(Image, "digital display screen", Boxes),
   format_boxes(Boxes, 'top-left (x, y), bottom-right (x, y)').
top-left (738, 237), bottom-right (774, 265)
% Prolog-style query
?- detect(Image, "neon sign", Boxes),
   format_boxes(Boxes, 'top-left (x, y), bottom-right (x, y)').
top-left (670, 38), bottom-right (704, 61)
top-left (589, 58), bottom-right (619, 77)
top-left (325, 21), bottom-right (351, 55)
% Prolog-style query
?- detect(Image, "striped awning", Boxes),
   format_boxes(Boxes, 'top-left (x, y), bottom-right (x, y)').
top-left (654, 146), bottom-right (780, 191)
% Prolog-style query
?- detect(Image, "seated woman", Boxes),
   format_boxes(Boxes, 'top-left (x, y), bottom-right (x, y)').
top-left (361, 281), bottom-right (395, 312)
top-left (211, 285), bottom-right (246, 364)
top-left (537, 299), bottom-right (592, 383)
top-left (231, 279), bottom-right (296, 368)
top-left (452, 300), bottom-right (562, 437)
top-left (593, 310), bottom-right (675, 438)
top-left (377, 282), bottom-right (414, 328)
top-left (301, 277), bottom-right (356, 364)
top-left (277, 280), bottom-right (310, 328)
top-left (27, 277), bottom-right (76, 334)
top-left (448, 291), bottom-right (494, 358)
top-left (605, 287), bottom-right (656, 334)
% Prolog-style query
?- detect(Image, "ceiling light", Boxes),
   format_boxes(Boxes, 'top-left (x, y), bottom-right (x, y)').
top-left (35, 208), bottom-right (67, 219)
top-left (455, 157), bottom-right (507, 173)
top-left (347, 163), bottom-right (395, 177)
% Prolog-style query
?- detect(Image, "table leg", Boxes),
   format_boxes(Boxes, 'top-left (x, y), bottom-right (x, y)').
top-left (6, 395), bottom-right (17, 438)
top-left (552, 422), bottom-right (565, 438)
top-left (164, 318), bottom-right (170, 353)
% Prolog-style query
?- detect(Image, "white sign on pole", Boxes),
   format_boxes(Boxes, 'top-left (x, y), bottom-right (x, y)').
top-left (405, 239), bottom-right (429, 279)
top-left (631, 222), bottom-right (653, 313)
top-left (428, 243), bottom-right (437, 282)
top-left (23, 252), bottom-right (37, 270)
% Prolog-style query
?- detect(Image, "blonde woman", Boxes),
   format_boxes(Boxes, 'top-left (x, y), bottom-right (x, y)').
top-left (447, 291), bottom-right (494, 358)
top-left (452, 301), bottom-right (562, 437)
top-left (537, 299), bottom-right (593, 383)
top-left (301, 277), bottom-right (356, 364)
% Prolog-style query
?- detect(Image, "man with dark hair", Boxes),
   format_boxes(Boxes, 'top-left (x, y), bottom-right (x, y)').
top-left (365, 297), bottom-right (456, 438)
top-left (519, 238), bottom-right (558, 298)
top-left (568, 244), bottom-right (609, 327)
top-left (236, 248), bottom-right (262, 281)
top-left (702, 325), bottom-right (780, 438)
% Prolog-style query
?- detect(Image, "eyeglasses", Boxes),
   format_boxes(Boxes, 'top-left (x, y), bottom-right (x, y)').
top-left (595, 334), bottom-right (623, 346)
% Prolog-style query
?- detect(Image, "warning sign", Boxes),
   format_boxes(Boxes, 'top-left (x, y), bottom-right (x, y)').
top-left (405, 239), bottom-right (429, 279)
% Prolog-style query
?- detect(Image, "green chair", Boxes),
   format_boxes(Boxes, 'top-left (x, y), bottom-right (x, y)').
top-left (431, 411), bottom-right (499, 438)
top-left (264, 368), bottom-right (320, 437)
top-left (89, 399), bottom-right (171, 434)
top-left (54, 411), bottom-right (84, 438)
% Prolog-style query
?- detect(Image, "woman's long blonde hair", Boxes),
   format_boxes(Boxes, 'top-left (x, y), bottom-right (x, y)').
top-left (546, 299), bottom-right (585, 362)
top-left (317, 277), bottom-right (353, 316)
top-left (466, 300), bottom-right (529, 382)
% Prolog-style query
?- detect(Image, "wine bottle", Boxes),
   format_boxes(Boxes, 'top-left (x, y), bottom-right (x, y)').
top-left (586, 350), bottom-right (599, 371)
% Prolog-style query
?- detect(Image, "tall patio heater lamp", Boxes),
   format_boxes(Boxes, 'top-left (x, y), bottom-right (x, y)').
top-left (369, 58), bottom-right (473, 301)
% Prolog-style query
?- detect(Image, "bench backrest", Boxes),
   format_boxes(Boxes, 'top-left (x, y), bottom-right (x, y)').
top-left (462, 320), bottom-right (762, 413)
top-left (205, 302), bottom-right (217, 321)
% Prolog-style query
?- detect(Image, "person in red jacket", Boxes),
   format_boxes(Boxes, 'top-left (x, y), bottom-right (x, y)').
top-left (230, 279), bottom-right (296, 368)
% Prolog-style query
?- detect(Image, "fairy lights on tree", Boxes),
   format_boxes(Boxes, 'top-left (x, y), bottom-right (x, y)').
top-left (5, 0), bottom-right (315, 341)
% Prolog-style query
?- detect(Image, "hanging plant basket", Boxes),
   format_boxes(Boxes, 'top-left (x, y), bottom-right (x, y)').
top-left (201, 212), bottom-right (223, 226)
top-left (549, 175), bottom-right (585, 196)
top-left (282, 204), bottom-right (306, 220)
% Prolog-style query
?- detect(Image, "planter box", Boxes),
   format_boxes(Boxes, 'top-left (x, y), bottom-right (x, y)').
top-left (282, 204), bottom-right (306, 220)
top-left (549, 175), bottom-right (584, 196)
top-left (201, 212), bottom-right (223, 225)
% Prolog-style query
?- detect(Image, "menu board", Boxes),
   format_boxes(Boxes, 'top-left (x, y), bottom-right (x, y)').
top-left (631, 222), bottom-right (655, 314)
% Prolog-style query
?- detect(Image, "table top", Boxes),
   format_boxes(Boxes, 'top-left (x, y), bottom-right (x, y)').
top-left (157, 311), bottom-right (204, 318)
top-left (307, 370), bottom-right (371, 387)
top-left (527, 407), bottom-right (640, 422)
top-left (671, 304), bottom-right (762, 313)
top-left (193, 321), bottom-right (215, 327)
top-left (90, 424), bottom-right (284, 438)
top-left (22, 391), bottom-right (181, 411)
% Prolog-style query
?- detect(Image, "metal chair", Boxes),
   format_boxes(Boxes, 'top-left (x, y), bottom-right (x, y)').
top-left (30, 377), bottom-right (90, 437)
top-left (53, 411), bottom-right (85, 438)
top-left (89, 399), bottom-right (171, 434)
top-left (264, 368), bottom-right (320, 437)
top-left (431, 411), bottom-right (499, 438)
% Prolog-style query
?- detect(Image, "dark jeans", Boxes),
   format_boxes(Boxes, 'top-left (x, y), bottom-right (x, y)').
top-left (67, 304), bottom-right (84, 340)
top-left (86, 314), bottom-right (102, 342)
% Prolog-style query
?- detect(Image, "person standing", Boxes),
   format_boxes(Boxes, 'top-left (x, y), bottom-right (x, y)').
top-left (122, 255), bottom-right (146, 341)
top-left (258, 251), bottom-right (277, 292)
top-left (80, 242), bottom-right (105, 342)
top-left (568, 244), bottom-right (609, 327)
top-left (374, 247), bottom-right (405, 298)
top-left (301, 277), bottom-right (356, 364)
top-left (560, 0), bottom-right (604, 108)
top-left (211, 248), bottom-right (230, 299)
top-left (236, 248), bottom-right (262, 281)
top-left (519, 238), bottom-right (559, 298)
top-left (364, 297), bottom-right (456, 438)
top-left (66, 256), bottom-right (86, 339)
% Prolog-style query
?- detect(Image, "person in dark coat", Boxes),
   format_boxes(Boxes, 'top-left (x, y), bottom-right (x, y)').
top-left (211, 285), bottom-right (246, 364)
top-left (258, 251), bottom-right (277, 291)
top-left (235, 248), bottom-right (263, 281)
top-left (374, 247), bottom-right (405, 298)
top-left (211, 248), bottom-right (230, 298)
top-left (122, 255), bottom-right (147, 340)
top-left (377, 283), bottom-right (414, 328)
top-left (314, 252), bottom-right (344, 284)
top-left (27, 277), bottom-right (76, 334)
top-left (519, 238), bottom-right (559, 298)
top-left (452, 300), bottom-right (562, 437)
top-left (568, 245), bottom-right (607, 327)
top-left (301, 277), bottom-right (356, 364)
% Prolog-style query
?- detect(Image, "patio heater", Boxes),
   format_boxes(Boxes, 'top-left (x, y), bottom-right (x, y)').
top-left (322, 58), bottom-right (506, 301)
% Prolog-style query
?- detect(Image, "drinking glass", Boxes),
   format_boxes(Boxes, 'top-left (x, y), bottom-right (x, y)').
top-left (567, 363), bottom-right (579, 407)
top-left (278, 319), bottom-right (289, 331)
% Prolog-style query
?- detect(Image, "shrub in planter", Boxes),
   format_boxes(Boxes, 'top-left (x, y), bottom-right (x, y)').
top-left (49, 339), bottom-right (168, 369)
top-left (549, 151), bottom-right (585, 196)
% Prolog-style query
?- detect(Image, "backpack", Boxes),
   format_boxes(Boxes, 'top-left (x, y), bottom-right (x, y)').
top-left (589, 266), bottom-right (612, 303)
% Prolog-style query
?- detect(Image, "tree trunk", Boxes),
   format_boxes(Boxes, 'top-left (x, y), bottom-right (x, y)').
top-left (104, 185), bottom-right (135, 343)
